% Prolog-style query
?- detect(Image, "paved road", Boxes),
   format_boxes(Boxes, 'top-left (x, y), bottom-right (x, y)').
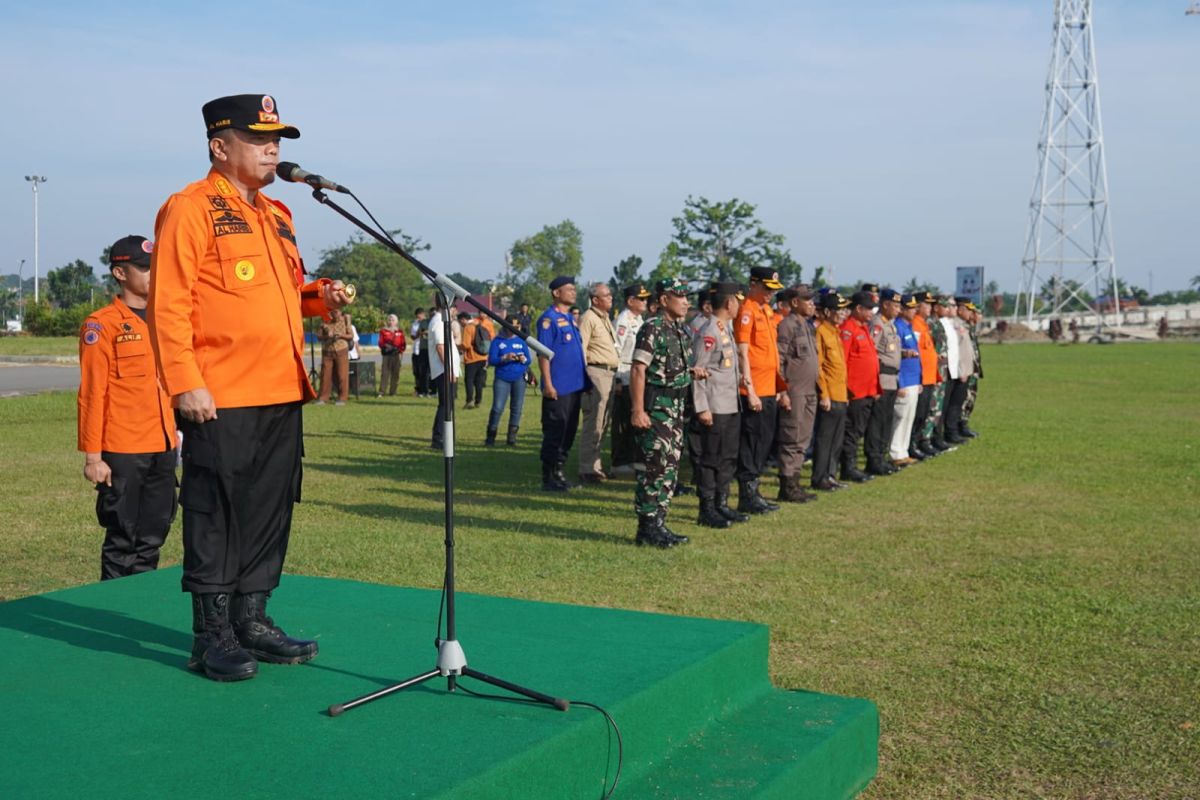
top-left (0, 363), bottom-right (80, 397)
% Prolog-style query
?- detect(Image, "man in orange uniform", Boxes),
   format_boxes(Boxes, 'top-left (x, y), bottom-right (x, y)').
top-left (839, 291), bottom-right (881, 483)
top-left (733, 267), bottom-right (790, 514)
top-left (78, 235), bottom-right (178, 581)
top-left (149, 94), bottom-right (351, 682)
top-left (811, 292), bottom-right (850, 490)
top-left (909, 291), bottom-right (941, 459)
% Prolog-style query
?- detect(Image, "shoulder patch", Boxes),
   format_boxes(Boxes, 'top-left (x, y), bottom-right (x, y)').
top-left (84, 320), bottom-right (102, 331)
top-left (542, 318), bottom-right (551, 330)
top-left (617, 325), bottom-right (626, 336)
top-left (841, 330), bottom-right (852, 339)
top-left (82, 329), bottom-right (100, 346)
top-left (703, 336), bottom-right (716, 351)
top-left (740, 315), bottom-right (750, 326)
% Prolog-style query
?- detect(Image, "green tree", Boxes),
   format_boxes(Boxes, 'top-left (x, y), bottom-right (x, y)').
top-left (315, 231), bottom-right (433, 320)
top-left (445, 272), bottom-right (490, 297)
top-left (902, 276), bottom-right (942, 294)
top-left (650, 242), bottom-right (686, 285)
top-left (666, 196), bottom-right (795, 283)
top-left (98, 246), bottom-right (118, 296)
top-left (46, 260), bottom-right (97, 308)
top-left (508, 220), bottom-right (584, 310)
top-left (607, 254), bottom-right (645, 299)
top-left (1191, 275), bottom-right (1200, 289)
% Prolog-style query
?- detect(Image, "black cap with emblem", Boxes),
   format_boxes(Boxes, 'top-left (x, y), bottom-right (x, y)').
top-left (622, 283), bottom-right (651, 300)
top-left (108, 235), bottom-right (154, 270)
top-left (203, 94), bottom-right (300, 139)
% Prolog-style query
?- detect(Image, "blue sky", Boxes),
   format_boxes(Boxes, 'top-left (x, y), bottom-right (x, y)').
top-left (1, 1), bottom-right (1196, 296)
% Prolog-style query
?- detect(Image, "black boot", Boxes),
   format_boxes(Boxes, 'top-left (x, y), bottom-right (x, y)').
top-left (484, 427), bottom-right (497, 447)
top-left (958, 422), bottom-right (979, 439)
top-left (231, 592), bottom-right (319, 665)
top-left (778, 474), bottom-right (816, 503)
top-left (919, 439), bottom-right (939, 457)
top-left (635, 514), bottom-right (676, 548)
top-left (841, 463), bottom-right (873, 483)
top-left (697, 497), bottom-right (732, 528)
top-left (716, 490), bottom-right (750, 523)
top-left (657, 510), bottom-right (689, 544)
top-left (542, 462), bottom-right (568, 491)
top-left (553, 462), bottom-right (575, 490)
top-left (506, 425), bottom-right (519, 446)
top-left (738, 480), bottom-right (779, 514)
top-left (188, 593), bottom-right (258, 682)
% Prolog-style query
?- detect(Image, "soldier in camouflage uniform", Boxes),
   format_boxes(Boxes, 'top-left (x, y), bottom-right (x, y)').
top-left (923, 296), bottom-right (953, 452)
top-left (960, 303), bottom-right (982, 437)
top-left (630, 278), bottom-right (705, 548)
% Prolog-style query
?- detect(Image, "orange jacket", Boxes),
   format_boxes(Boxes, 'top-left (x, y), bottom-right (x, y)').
top-left (733, 296), bottom-right (785, 397)
top-left (461, 318), bottom-right (494, 365)
top-left (814, 320), bottom-right (849, 404)
top-left (148, 170), bottom-right (329, 408)
top-left (78, 297), bottom-right (177, 454)
top-left (912, 314), bottom-right (939, 386)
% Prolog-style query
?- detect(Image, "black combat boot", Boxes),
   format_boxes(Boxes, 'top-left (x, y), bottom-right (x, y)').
top-left (918, 439), bottom-right (939, 457)
top-left (542, 462), bottom-right (568, 492)
top-left (738, 480), bottom-right (779, 514)
top-left (188, 593), bottom-right (258, 682)
top-left (231, 592), bottom-right (319, 665)
top-left (778, 474), bottom-right (816, 503)
top-left (553, 462), bottom-right (575, 490)
top-left (635, 514), bottom-right (676, 548)
top-left (715, 490), bottom-right (750, 523)
top-left (958, 422), bottom-right (979, 439)
top-left (484, 427), bottom-right (497, 447)
top-left (840, 461), bottom-right (874, 482)
top-left (505, 425), bottom-right (519, 446)
top-left (656, 510), bottom-right (689, 544)
top-left (697, 497), bottom-right (732, 529)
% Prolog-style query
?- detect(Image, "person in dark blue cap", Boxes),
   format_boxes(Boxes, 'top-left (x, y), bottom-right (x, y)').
top-left (536, 276), bottom-right (590, 490)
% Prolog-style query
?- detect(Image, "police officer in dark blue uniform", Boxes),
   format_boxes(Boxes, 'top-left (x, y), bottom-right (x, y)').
top-left (537, 275), bottom-right (591, 490)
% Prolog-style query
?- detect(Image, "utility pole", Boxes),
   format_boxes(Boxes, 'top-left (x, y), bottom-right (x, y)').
top-left (1014, 1), bottom-right (1119, 338)
top-left (24, 175), bottom-right (47, 304)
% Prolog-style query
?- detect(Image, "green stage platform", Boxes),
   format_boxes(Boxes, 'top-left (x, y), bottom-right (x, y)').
top-left (0, 570), bottom-right (877, 799)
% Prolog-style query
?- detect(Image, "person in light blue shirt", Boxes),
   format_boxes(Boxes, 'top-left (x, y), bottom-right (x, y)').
top-left (485, 312), bottom-right (531, 447)
top-left (890, 294), bottom-right (924, 463)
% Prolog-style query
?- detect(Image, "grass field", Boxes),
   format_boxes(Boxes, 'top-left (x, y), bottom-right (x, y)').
top-left (0, 336), bottom-right (81, 357)
top-left (1, 342), bottom-right (1197, 799)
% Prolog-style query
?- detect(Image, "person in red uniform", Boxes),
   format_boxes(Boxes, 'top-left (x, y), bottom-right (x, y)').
top-left (838, 291), bottom-right (881, 483)
top-left (149, 94), bottom-right (352, 682)
top-left (377, 313), bottom-right (406, 397)
top-left (733, 266), bottom-right (790, 514)
top-left (78, 235), bottom-right (178, 581)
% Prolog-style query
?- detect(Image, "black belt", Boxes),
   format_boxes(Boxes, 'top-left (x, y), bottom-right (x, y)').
top-left (648, 384), bottom-right (689, 398)
top-left (587, 363), bottom-right (618, 372)
top-left (880, 366), bottom-right (900, 376)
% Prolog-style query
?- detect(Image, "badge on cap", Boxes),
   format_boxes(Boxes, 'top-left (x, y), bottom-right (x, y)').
top-left (235, 260), bottom-right (256, 281)
top-left (262, 95), bottom-right (275, 113)
top-left (141, 240), bottom-right (154, 254)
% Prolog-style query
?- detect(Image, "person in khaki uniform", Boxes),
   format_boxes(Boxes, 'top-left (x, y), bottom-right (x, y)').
top-left (577, 282), bottom-right (620, 482)
top-left (317, 308), bottom-right (353, 404)
top-left (79, 235), bottom-right (178, 581)
top-left (774, 284), bottom-right (820, 503)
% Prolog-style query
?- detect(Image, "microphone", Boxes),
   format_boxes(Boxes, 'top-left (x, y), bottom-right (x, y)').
top-left (276, 162), bottom-right (351, 193)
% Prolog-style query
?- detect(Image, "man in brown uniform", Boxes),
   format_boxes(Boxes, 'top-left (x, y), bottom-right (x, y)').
top-left (775, 285), bottom-right (820, 503)
top-left (150, 94), bottom-right (352, 682)
top-left (316, 308), bottom-right (353, 405)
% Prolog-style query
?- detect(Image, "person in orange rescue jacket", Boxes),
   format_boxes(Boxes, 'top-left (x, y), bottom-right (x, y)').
top-left (78, 234), bottom-right (178, 582)
top-left (148, 93), bottom-right (353, 682)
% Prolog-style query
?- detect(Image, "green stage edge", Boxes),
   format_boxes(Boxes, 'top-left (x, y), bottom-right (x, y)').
top-left (0, 569), bottom-right (878, 799)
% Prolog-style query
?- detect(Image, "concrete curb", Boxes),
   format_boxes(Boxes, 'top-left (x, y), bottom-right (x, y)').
top-left (0, 355), bottom-right (78, 365)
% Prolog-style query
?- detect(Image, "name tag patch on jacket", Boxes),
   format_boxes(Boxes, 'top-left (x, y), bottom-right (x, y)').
top-left (115, 333), bottom-right (143, 343)
top-left (211, 210), bottom-right (253, 237)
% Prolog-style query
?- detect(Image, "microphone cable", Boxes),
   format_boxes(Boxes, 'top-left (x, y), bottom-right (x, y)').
top-left (455, 681), bottom-right (624, 800)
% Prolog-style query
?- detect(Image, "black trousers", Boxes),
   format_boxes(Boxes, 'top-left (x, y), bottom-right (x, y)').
top-left (841, 395), bottom-right (874, 472)
top-left (736, 395), bottom-right (778, 483)
top-left (413, 350), bottom-right (431, 395)
top-left (177, 403), bottom-right (302, 595)
top-left (431, 378), bottom-right (457, 445)
top-left (464, 361), bottom-right (486, 405)
top-left (541, 390), bottom-right (582, 466)
top-left (610, 382), bottom-right (638, 467)
top-left (865, 388), bottom-right (897, 466)
top-left (811, 402), bottom-right (847, 485)
top-left (943, 379), bottom-right (969, 434)
top-left (910, 387), bottom-right (933, 449)
top-left (693, 412), bottom-right (739, 500)
top-left (96, 449), bottom-right (178, 581)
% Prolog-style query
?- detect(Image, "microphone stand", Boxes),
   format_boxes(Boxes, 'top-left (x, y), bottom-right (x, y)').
top-left (308, 188), bottom-right (569, 717)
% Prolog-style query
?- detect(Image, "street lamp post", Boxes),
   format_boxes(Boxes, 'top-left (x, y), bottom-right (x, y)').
top-left (25, 175), bottom-right (47, 304)
top-left (16, 258), bottom-right (26, 320)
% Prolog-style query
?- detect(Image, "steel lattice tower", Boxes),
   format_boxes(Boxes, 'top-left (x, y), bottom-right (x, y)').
top-left (1015, 0), bottom-right (1119, 331)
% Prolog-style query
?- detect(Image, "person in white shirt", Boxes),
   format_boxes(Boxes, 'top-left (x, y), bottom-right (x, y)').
top-left (610, 283), bottom-right (650, 475)
top-left (428, 294), bottom-right (461, 449)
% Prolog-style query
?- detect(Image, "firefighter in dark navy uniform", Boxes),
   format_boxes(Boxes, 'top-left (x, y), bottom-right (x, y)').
top-left (78, 235), bottom-right (178, 581)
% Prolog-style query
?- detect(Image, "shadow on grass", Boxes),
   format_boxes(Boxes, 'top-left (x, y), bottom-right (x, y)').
top-left (0, 595), bottom-right (190, 668)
